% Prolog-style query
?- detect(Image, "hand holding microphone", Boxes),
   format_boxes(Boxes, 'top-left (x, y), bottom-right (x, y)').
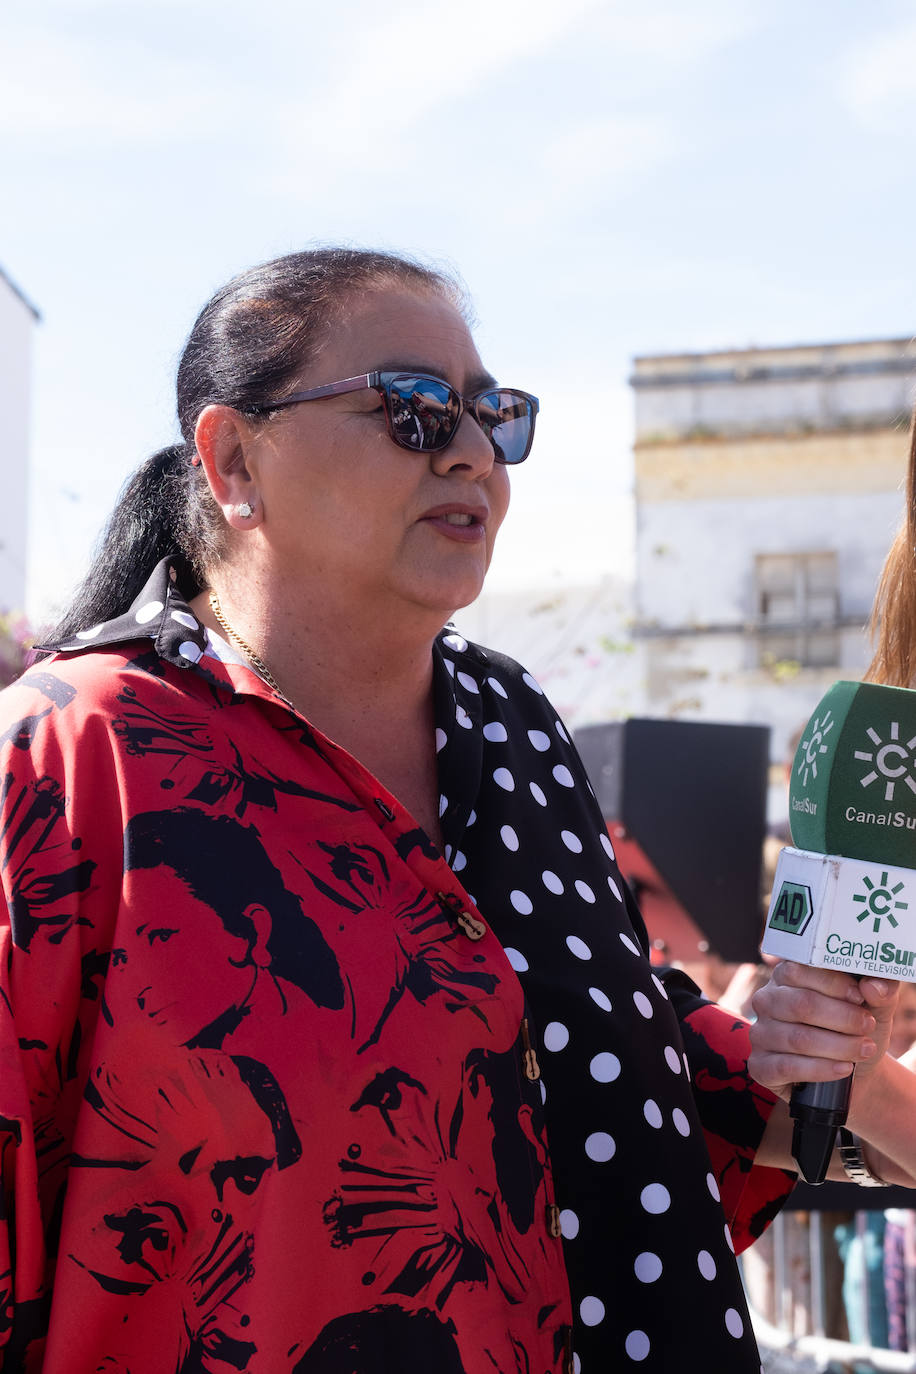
top-left (755, 679), bottom-right (913, 1183)
top-left (750, 960), bottom-right (895, 1180)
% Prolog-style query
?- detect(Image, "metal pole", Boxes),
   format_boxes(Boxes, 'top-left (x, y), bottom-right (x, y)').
top-left (809, 1209), bottom-right (826, 1340)
top-left (858, 1211), bottom-right (871, 1349)
top-left (773, 1209), bottom-right (787, 1330)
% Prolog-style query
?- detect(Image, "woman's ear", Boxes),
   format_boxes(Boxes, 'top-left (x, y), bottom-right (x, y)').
top-left (194, 405), bottom-right (261, 530)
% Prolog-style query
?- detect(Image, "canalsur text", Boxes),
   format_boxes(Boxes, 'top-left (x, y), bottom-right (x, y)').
top-left (844, 806), bottom-right (916, 830)
top-left (824, 933), bottom-right (916, 969)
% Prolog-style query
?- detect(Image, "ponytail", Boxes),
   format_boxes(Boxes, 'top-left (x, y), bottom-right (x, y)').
top-left (46, 444), bottom-right (216, 642)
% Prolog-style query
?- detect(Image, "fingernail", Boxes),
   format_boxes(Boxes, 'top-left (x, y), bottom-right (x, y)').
top-left (861, 1039), bottom-right (877, 1058)
top-left (864, 1015), bottom-right (877, 1033)
top-left (834, 1061), bottom-right (855, 1076)
top-left (846, 985), bottom-right (865, 1003)
top-left (871, 980), bottom-right (890, 998)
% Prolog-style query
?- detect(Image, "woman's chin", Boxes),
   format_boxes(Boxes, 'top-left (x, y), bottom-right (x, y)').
top-left (397, 563), bottom-right (488, 622)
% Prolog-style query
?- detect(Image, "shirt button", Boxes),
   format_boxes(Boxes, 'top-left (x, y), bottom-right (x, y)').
top-left (546, 1203), bottom-right (562, 1239)
top-left (436, 891), bottom-right (486, 940)
top-left (457, 910), bottom-right (486, 940)
top-left (520, 1018), bottom-right (540, 1081)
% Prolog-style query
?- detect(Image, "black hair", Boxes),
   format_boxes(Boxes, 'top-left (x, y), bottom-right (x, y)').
top-left (124, 806), bottom-right (344, 1009)
top-left (49, 248), bottom-right (465, 641)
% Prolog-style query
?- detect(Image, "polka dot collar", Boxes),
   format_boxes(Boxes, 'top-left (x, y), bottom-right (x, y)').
top-left (40, 558), bottom-right (210, 668)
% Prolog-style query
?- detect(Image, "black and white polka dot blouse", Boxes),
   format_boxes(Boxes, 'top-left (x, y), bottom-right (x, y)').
top-left (432, 629), bottom-right (789, 1371)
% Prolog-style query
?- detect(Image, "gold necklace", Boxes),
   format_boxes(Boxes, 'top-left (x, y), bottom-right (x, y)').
top-left (208, 592), bottom-right (291, 703)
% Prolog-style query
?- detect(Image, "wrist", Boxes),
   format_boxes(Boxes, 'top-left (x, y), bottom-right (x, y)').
top-left (836, 1128), bottom-right (889, 1187)
top-left (847, 1053), bottom-right (894, 1126)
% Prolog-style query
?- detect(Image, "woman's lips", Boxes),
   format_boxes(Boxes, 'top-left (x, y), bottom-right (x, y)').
top-left (420, 505), bottom-right (488, 542)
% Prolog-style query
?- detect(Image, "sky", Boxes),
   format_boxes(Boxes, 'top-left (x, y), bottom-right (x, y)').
top-left (4, 0), bottom-right (916, 623)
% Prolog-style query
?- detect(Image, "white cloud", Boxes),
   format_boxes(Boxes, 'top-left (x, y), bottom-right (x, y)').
top-left (263, 0), bottom-right (744, 211)
top-left (450, 112), bottom-right (677, 237)
top-left (268, 0), bottom-right (607, 182)
top-left (840, 17), bottom-right (916, 127)
top-left (543, 113), bottom-right (676, 185)
top-left (584, 1), bottom-right (762, 65)
top-left (0, 29), bottom-right (212, 142)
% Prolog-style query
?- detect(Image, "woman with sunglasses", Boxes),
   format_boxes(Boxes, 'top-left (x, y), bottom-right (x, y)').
top-left (0, 247), bottom-right (875, 1373)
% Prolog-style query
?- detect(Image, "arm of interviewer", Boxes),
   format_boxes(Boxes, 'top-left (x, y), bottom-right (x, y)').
top-left (747, 961), bottom-right (916, 1185)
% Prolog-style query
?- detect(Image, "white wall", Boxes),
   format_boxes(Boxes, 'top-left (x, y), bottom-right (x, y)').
top-left (636, 489), bottom-right (903, 628)
top-left (636, 627), bottom-right (871, 828)
top-left (633, 341), bottom-right (916, 439)
top-left (635, 372), bottom-right (913, 436)
top-left (0, 274), bottom-right (35, 613)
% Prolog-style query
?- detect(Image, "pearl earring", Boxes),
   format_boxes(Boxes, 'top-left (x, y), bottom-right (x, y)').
top-left (236, 502), bottom-right (254, 519)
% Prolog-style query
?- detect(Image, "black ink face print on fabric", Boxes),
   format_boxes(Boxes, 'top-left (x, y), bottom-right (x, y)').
top-left (1, 775), bottom-right (96, 951)
top-left (110, 808), bottom-right (345, 1049)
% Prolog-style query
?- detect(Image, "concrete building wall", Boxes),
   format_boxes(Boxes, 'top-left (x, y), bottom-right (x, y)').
top-left (638, 487), bottom-right (901, 629)
top-left (638, 629), bottom-right (875, 767)
top-left (633, 338), bottom-right (913, 439)
top-left (630, 338), bottom-right (913, 797)
top-left (0, 270), bottom-right (37, 613)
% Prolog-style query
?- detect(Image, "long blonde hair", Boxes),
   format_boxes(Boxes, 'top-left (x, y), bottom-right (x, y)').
top-left (867, 420), bottom-right (916, 687)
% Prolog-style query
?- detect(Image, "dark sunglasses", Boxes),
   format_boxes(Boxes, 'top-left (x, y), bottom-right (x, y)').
top-left (245, 371), bottom-right (539, 465)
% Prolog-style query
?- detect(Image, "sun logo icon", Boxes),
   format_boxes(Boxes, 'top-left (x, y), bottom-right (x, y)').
top-left (853, 871), bottom-right (909, 935)
top-left (796, 710), bottom-right (835, 787)
top-left (854, 721), bottom-right (916, 803)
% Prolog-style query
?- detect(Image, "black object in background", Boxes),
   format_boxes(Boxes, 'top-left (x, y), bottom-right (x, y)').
top-left (574, 718), bottom-right (771, 964)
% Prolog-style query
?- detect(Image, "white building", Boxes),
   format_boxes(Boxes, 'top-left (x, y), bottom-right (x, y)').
top-left (630, 337), bottom-right (914, 764)
top-left (0, 265), bottom-right (38, 615)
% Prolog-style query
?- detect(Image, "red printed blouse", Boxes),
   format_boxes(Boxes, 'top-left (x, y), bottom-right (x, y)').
top-left (0, 560), bottom-right (793, 1373)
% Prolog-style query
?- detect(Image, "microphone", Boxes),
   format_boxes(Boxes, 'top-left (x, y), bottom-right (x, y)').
top-left (761, 680), bottom-right (916, 1183)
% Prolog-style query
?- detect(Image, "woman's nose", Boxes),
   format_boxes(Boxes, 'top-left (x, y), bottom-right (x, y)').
top-left (429, 411), bottom-right (496, 478)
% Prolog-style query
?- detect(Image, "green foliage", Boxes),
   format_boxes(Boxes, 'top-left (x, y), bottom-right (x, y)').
top-left (598, 635), bottom-right (635, 656)
top-left (0, 610), bottom-right (34, 689)
top-left (760, 652), bottom-right (802, 683)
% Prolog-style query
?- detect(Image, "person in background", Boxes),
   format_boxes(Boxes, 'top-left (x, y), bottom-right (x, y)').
top-left (863, 423), bottom-right (916, 1353)
top-left (831, 987), bottom-right (916, 1363)
top-left (880, 983), bottom-right (916, 1352)
top-left (750, 407), bottom-right (916, 1229)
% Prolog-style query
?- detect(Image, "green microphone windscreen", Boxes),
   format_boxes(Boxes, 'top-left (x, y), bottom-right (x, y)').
top-left (789, 680), bottom-right (916, 866)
